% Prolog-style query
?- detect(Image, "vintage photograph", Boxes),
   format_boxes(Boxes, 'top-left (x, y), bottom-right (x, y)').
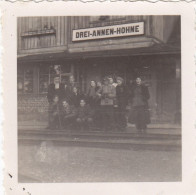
top-left (17, 16), bottom-right (181, 182)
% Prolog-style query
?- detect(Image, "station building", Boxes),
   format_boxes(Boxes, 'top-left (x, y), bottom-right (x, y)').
top-left (17, 16), bottom-right (181, 126)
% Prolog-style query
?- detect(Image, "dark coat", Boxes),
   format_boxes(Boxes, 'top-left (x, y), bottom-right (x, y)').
top-left (87, 86), bottom-right (97, 107)
top-left (47, 83), bottom-right (64, 103)
top-left (67, 82), bottom-right (78, 92)
top-left (60, 105), bottom-right (76, 119)
top-left (60, 86), bottom-right (72, 103)
top-left (116, 84), bottom-right (128, 108)
top-left (129, 84), bottom-right (150, 108)
top-left (70, 92), bottom-right (85, 107)
top-left (76, 105), bottom-right (93, 119)
top-left (128, 84), bottom-right (150, 124)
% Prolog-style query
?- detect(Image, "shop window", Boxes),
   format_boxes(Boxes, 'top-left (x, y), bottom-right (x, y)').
top-left (39, 65), bottom-right (49, 94)
top-left (17, 68), bottom-right (33, 94)
top-left (39, 64), bottom-right (71, 94)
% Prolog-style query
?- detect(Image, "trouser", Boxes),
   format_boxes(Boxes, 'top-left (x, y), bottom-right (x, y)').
top-left (133, 106), bottom-right (147, 131)
top-left (100, 105), bottom-right (114, 130)
top-left (48, 104), bottom-right (61, 129)
top-left (76, 117), bottom-right (93, 130)
top-left (114, 106), bottom-right (127, 130)
top-left (49, 114), bottom-right (60, 129)
top-left (62, 116), bottom-right (75, 129)
top-left (93, 105), bottom-right (102, 129)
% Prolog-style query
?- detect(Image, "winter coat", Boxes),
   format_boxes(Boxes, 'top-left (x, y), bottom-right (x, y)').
top-left (129, 84), bottom-right (150, 108)
top-left (116, 84), bottom-right (128, 108)
top-left (47, 83), bottom-right (64, 103)
top-left (76, 105), bottom-right (93, 119)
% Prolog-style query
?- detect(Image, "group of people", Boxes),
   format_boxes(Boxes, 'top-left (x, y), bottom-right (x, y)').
top-left (47, 74), bottom-right (150, 133)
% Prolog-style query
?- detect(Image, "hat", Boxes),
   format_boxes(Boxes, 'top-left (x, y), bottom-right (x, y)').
top-left (116, 77), bottom-right (124, 82)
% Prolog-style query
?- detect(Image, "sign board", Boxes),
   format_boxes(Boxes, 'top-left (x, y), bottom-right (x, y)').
top-left (72, 22), bottom-right (144, 42)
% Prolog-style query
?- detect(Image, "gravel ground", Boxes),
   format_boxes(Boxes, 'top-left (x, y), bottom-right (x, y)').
top-left (18, 141), bottom-right (181, 183)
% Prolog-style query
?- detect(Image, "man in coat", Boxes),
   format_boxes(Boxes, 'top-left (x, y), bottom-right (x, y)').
top-left (99, 77), bottom-right (116, 131)
top-left (59, 81), bottom-right (71, 103)
top-left (60, 98), bottom-right (76, 130)
top-left (129, 77), bottom-right (150, 133)
top-left (47, 76), bottom-right (63, 129)
top-left (67, 75), bottom-right (78, 92)
top-left (76, 99), bottom-right (93, 130)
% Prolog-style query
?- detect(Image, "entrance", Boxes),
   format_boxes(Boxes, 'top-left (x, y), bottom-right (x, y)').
top-left (77, 56), bottom-right (157, 121)
top-left (74, 54), bottom-right (180, 124)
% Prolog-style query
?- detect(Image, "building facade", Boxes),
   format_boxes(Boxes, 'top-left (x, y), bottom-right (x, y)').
top-left (17, 16), bottom-right (181, 125)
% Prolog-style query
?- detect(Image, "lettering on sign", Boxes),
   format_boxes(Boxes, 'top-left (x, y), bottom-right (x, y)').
top-left (72, 22), bottom-right (144, 41)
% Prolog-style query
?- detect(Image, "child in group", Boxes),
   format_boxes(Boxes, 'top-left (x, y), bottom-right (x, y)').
top-left (76, 99), bottom-right (93, 130)
top-left (49, 95), bottom-right (61, 129)
top-left (60, 98), bottom-right (76, 130)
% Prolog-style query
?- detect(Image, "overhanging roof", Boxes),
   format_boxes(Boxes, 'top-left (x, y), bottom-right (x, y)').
top-left (18, 41), bottom-right (180, 63)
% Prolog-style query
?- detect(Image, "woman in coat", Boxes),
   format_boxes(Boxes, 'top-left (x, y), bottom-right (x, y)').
top-left (129, 77), bottom-right (150, 133)
top-left (115, 77), bottom-right (128, 131)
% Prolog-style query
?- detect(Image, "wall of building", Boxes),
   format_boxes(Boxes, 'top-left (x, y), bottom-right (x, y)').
top-left (17, 16), bottom-right (181, 126)
top-left (17, 16), bottom-right (180, 56)
top-left (18, 94), bottom-right (48, 125)
top-left (17, 17), bottom-right (68, 56)
top-left (17, 54), bottom-right (181, 125)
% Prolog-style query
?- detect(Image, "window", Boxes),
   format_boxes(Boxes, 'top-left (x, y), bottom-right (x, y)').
top-left (39, 64), bottom-right (72, 94)
top-left (17, 68), bottom-right (33, 94)
top-left (39, 65), bottom-right (49, 94)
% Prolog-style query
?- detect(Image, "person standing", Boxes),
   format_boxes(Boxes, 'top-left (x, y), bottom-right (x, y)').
top-left (67, 75), bottom-right (77, 92)
top-left (115, 77), bottom-right (128, 131)
top-left (47, 76), bottom-right (63, 103)
top-left (60, 81), bottom-right (71, 103)
top-left (108, 76), bottom-right (118, 88)
top-left (87, 80), bottom-right (97, 108)
top-left (48, 95), bottom-right (61, 129)
top-left (47, 76), bottom-right (63, 129)
top-left (70, 87), bottom-right (84, 107)
top-left (129, 77), bottom-right (150, 133)
top-left (93, 81), bottom-right (102, 130)
top-left (100, 77), bottom-right (116, 131)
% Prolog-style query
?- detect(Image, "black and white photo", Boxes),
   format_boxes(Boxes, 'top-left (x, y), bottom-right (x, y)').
top-left (17, 15), bottom-right (182, 183)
